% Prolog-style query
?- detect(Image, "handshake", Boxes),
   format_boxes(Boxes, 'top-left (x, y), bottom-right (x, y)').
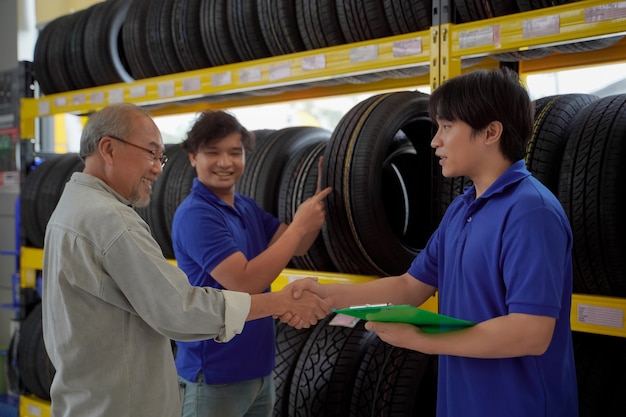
top-left (273, 277), bottom-right (332, 329)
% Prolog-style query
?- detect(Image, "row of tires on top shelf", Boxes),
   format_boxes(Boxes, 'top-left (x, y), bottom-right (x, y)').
top-left (33, 0), bottom-right (624, 95)
top-left (14, 90), bottom-right (626, 415)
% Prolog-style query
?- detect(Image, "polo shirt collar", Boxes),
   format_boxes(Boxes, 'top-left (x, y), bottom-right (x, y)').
top-left (461, 159), bottom-right (530, 203)
top-left (191, 177), bottom-right (241, 209)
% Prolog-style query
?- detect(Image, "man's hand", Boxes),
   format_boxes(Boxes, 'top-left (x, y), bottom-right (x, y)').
top-left (277, 278), bottom-right (332, 327)
top-left (290, 187), bottom-right (332, 235)
top-left (365, 321), bottom-right (432, 353)
top-left (276, 281), bottom-right (331, 329)
top-left (285, 277), bottom-right (329, 300)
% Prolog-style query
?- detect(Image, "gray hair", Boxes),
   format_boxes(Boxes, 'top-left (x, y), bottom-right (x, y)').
top-left (79, 103), bottom-right (153, 161)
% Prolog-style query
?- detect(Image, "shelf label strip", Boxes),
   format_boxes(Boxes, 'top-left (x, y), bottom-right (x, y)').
top-left (585, 2), bottom-right (626, 22)
top-left (577, 303), bottom-right (624, 328)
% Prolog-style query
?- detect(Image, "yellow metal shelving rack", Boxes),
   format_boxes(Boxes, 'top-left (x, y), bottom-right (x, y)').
top-left (17, 1), bottom-right (626, 415)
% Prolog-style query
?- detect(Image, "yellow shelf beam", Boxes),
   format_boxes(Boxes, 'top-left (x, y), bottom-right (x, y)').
top-left (449, 0), bottom-right (626, 59)
top-left (21, 246), bottom-right (626, 336)
top-left (20, 395), bottom-right (51, 417)
top-left (20, 29), bottom-right (432, 138)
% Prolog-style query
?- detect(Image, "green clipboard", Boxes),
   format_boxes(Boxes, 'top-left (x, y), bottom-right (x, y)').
top-left (334, 304), bottom-right (476, 333)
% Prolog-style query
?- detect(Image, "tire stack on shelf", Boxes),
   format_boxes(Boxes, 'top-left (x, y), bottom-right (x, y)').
top-left (17, 1), bottom-right (626, 416)
top-left (32, 0), bottom-right (436, 96)
top-left (31, 0), bottom-right (625, 96)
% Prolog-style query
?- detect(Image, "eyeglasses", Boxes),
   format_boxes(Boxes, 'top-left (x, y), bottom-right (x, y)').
top-left (107, 135), bottom-right (168, 168)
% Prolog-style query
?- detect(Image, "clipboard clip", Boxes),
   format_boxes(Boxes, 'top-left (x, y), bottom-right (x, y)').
top-left (348, 303), bottom-right (392, 309)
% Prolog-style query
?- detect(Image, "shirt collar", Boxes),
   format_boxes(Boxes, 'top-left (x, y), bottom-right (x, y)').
top-left (461, 159), bottom-right (530, 203)
top-left (191, 177), bottom-right (240, 208)
top-left (71, 172), bottom-right (133, 206)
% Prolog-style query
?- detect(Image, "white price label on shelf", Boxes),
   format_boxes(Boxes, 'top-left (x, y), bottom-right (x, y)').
top-left (350, 45), bottom-right (378, 63)
top-left (27, 404), bottom-right (42, 416)
top-left (240, 67), bottom-right (262, 83)
top-left (54, 96), bottom-right (67, 107)
top-left (183, 77), bottom-right (201, 92)
top-left (109, 88), bottom-right (124, 103)
top-left (585, 2), bottom-right (626, 22)
top-left (212, 72), bottom-right (232, 87)
top-left (302, 54), bottom-right (326, 71)
top-left (91, 91), bottom-right (105, 105)
top-left (72, 94), bottom-right (86, 106)
top-left (523, 15), bottom-right (560, 39)
top-left (129, 85), bottom-right (147, 98)
top-left (158, 81), bottom-right (175, 98)
top-left (38, 100), bottom-right (50, 116)
top-left (269, 62), bottom-right (291, 81)
top-left (393, 38), bottom-right (422, 57)
top-left (459, 26), bottom-right (495, 49)
top-left (577, 303), bottom-right (623, 328)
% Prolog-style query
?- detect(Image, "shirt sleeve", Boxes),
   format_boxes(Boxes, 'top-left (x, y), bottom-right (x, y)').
top-left (218, 290), bottom-right (251, 342)
top-left (99, 220), bottom-right (250, 343)
top-left (502, 204), bottom-right (572, 317)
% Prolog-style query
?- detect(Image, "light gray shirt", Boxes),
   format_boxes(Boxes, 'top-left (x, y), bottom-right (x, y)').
top-left (42, 172), bottom-right (250, 417)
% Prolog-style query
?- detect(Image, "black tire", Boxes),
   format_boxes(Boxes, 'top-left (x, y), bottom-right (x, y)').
top-left (38, 154), bottom-right (84, 248)
top-left (32, 19), bottom-right (55, 94)
top-left (200, 0), bottom-right (242, 66)
top-left (83, 0), bottom-right (134, 86)
top-left (526, 94), bottom-right (598, 194)
top-left (122, 0), bottom-right (160, 79)
top-left (288, 315), bottom-right (377, 417)
top-left (337, 0), bottom-right (393, 44)
top-left (322, 91), bottom-right (438, 276)
top-left (276, 140), bottom-right (337, 272)
top-left (383, 0), bottom-right (432, 35)
top-left (17, 303), bottom-right (55, 401)
top-left (350, 339), bottom-right (437, 417)
top-left (226, 0), bottom-right (272, 61)
top-left (238, 127), bottom-right (332, 216)
top-left (20, 156), bottom-right (64, 248)
top-left (296, 0), bottom-right (347, 50)
top-left (574, 331), bottom-right (626, 417)
top-left (145, 0), bottom-right (185, 76)
top-left (65, 6), bottom-right (97, 90)
top-left (273, 320), bottom-right (316, 417)
top-left (258, 0), bottom-right (307, 56)
top-left (558, 94), bottom-right (626, 296)
top-left (172, 0), bottom-right (213, 71)
top-left (552, 35), bottom-right (625, 54)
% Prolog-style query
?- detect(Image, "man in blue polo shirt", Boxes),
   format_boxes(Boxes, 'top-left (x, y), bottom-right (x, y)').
top-left (285, 68), bottom-right (578, 417)
top-left (172, 110), bottom-right (332, 417)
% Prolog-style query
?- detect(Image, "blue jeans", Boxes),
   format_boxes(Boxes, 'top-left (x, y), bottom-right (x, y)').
top-left (178, 373), bottom-right (275, 417)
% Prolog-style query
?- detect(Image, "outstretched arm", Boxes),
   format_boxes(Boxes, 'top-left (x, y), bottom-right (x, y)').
top-left (286, 272), bottom-right (436, 310)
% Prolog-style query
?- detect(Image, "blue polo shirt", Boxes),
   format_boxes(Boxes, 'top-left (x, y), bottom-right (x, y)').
top-left (172, 178), bottom-right (281, 384)
top-left (409, 160), bottom-right (578, 417)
